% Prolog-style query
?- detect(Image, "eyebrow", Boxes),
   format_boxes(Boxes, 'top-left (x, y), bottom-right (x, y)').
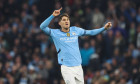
top-left (62, 18), bottom-right (69, 20)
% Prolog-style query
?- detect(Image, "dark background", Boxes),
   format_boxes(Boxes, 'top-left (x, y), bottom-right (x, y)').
top-left (0, 0), bottom-right (140, 84)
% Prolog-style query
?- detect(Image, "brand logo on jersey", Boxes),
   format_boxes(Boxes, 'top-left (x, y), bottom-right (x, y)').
top-left (72, 32), bottom-right (76, 35)
top-left (60, 37), bottom-right (77, 40)
top-left (60, 37), bottom-right (77, 42)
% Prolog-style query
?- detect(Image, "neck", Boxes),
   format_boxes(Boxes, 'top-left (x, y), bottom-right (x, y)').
top-left (61, 28), bottom-right (69, 32)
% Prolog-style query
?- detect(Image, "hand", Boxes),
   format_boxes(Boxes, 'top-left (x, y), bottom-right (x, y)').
top-left (52, 7), bottom-right (62, 16)
top-left (104, 22), bottom-right (112, 30)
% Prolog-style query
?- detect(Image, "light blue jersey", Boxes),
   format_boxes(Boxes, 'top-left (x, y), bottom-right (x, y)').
top-left (40, 15), bottom-right (105, 66)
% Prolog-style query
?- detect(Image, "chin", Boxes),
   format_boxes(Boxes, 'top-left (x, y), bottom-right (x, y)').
top-left (64, 27), bottom-right (69, 29)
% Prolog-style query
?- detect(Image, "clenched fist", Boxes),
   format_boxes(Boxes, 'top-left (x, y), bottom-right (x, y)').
top-left (52, 7), bottom-right (62, 16)
top-left (104, 22), bottom-right (112, 30)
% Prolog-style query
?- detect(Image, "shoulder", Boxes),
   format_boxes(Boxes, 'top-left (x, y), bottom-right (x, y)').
top-left (51, 29), bottom-right (60, 32)
top-left (70, 26), bottom-right (83, 31)
top-left (70, 26), bottom-right (85, 36)
top-left (50, 29), bottom-right (60, 37)
top-left (70, 26), bottom-right (76, 29)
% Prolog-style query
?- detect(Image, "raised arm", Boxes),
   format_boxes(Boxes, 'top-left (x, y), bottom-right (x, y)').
top-left (40, 7), bottom-right (62, 35)
top-left (80, 22), bottom-right (112, 36)
top-left (40, 15), bottom-right (54, 29)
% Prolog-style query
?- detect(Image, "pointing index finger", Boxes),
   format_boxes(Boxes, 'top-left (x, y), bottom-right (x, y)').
top-left (58, 7), bottom-right (62, 11)
top-left (108, 22), bottom-right (111, 24)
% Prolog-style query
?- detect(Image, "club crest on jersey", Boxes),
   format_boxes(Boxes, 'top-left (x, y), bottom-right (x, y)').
top-left (66, 33), bottom-right (70, 36)
top-left (72, 32), bottom-right (76, 35)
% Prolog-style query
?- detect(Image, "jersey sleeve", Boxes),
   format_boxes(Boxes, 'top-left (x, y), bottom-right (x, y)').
top-left (40, 15), bottom-right (54, 36)
top-left (74, 26), bottom-right (86, 36)
top-left (75, 26), bottom-right (105, 36)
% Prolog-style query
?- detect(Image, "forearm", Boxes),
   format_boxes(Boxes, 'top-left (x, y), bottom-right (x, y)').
top-left (40, 15), bottom-right (54, 29)
top-left (85, 27), bottom-right (105, 36)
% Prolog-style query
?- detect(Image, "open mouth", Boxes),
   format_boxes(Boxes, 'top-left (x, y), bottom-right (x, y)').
top-left (66, 24), bottom-right (68, 25)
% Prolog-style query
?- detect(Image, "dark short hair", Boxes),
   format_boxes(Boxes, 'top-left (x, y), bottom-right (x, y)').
top-left (58, 13), bottom-right (70, 22)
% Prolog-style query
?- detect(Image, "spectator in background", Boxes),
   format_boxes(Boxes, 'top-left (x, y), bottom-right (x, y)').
top-left (118, 15), bottom-right (126, 30)
top-left (129, 22), bottom-right (136, 43)
top-left (95, 34), bottom-right (105, 62)
top-left (136, 7), bottom-right (140, 23)
top-left (40, 34), bottom-right (49, 54)
top-left (105, 30), bottom-right (114, 59)
top-left (128, 43), bottom-right (140, 58)
top-left (80, 42), bottom-right (95, 66)
top-left (91, 7), bottom-right (105, 28)
top-left (27, 65), bottom-right (37, 84)
top-left (123, 0), bottom-right (136, 23)
top-left (136, 25), bottom-right (140, 48)
top-left (89, 39), bottom-right (101, 71)
top-left (85, 7), bottom-right (93, 29)
top-left (80, 41), bottom-right (95, 72)
top-left (113, 31), bottom-right (125, 52)
top-left (37, 61), bottom-right (48, 84)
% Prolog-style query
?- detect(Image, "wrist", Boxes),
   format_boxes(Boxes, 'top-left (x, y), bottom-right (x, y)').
top-left (52, 14), bottom-right (55, 16)
top-left (104, 27), bottom-right (109, 30)
top-left (104, 27), bottom-right (107, 30)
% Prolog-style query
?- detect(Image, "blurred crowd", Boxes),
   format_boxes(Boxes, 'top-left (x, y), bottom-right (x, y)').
top-left (0, 0), bottom-right (140, 84)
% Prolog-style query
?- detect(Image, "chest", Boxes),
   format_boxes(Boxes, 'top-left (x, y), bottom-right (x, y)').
top-left (53, 31), bottom-right (78, 43)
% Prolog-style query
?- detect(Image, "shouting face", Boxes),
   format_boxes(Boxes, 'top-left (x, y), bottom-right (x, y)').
top-left (59, 16), bottom-right (70, 29)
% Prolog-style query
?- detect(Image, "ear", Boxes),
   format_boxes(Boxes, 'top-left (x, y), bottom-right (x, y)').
top-left (58, 21), bottom-right (61, 26)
